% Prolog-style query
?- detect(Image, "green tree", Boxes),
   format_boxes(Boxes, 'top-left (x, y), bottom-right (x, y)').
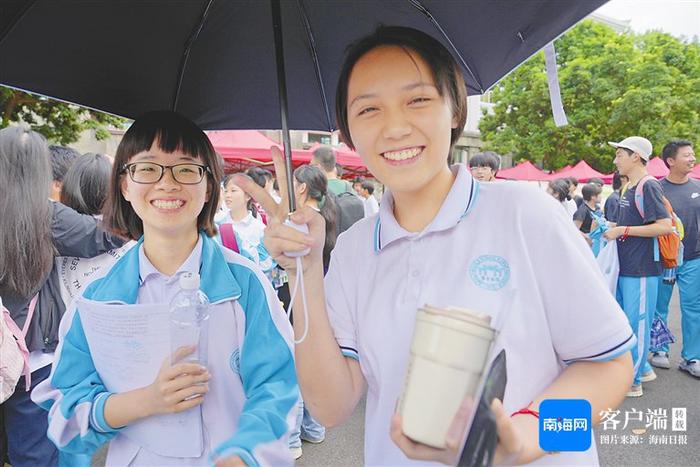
top-left (0, 87), bottom-right (126, 145)
top-left (480, 20), bottom-right (700, 172)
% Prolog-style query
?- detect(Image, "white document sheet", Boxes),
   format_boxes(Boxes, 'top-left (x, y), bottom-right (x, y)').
top-left (76, 297), bottom-right (203, 458)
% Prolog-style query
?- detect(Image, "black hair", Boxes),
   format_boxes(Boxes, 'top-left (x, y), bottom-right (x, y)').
top-left (311, 146), bottom-right (337, 172)
top-left (661, 139), bottom-right (693, 169)
top-left (335, 26), bottom-right (468, 150)
top-left (468, 151), bottom-right (501, 173)
top-left (588, 177), bottom-right (604, 187)
top-left (566, 176), bottom-right (578, 187)
top-left (49, 145), bottom-right (81, 182)
top-left (245, 166), bottom-right (271, 188)
top-left (0, 125), bottom-right (55, 297)
top-left (612, 171), bottom-right (622, 191)
top-left (582, 183), bottom-right (599, 202)
top-left (60, 153), bottom-right (112, 216)
top-left (360, 180), bottom-right (375, 195)
top-left (103, 110), bottom-right (223, 239)
top-left (294, 165), bottom-right (338, 271)
top-left (548, 179), bottom-right (570, 202)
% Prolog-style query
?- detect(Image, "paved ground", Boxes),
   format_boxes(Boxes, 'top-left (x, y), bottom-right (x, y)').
top-left (89, 288), bottom-right (697, 466)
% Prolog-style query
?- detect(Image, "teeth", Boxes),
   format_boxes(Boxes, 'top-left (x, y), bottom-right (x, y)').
top-left (152, 200), bottom-right (184, 209)
top-left (382, 147), bottom-right (421, 161)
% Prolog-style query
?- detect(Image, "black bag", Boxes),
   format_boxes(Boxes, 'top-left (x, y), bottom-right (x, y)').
top-left (334, 190), bottom-right (365, 234)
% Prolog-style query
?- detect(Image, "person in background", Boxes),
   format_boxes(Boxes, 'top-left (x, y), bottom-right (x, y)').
top-left (573, 183), bottom-right (601, 235)
top-left (605, 171), bottom-right (624, 223)
top-left (358, 179), bottom-right (379, 217)
top-left (604, 136), bottom-right (673, 397)
top-left (311, 146), bottom-right (364, 234)
top-left (288, 164), bottom-right (339, 459)
top-left (0, 126), bottom-right (123, 467)
top-left (48, 145), bottom-right (80, 202)
top-left (352, 176), bottom-right (365, 194)
top-left (568, 176), bottom-right (583, 208)
top-left (468, 151), bottom-right (500, 182)
top-left (548, 178), bottom-right (575, 216)
top-left (653, 140), bottom-right (700, 378)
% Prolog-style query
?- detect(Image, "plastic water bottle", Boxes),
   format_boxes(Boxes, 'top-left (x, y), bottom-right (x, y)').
top-left (169, 272), bottom-right (210, 366)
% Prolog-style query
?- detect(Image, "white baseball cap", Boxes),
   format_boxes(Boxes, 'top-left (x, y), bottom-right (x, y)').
top-left (608, 136), bottom-right (653, 161)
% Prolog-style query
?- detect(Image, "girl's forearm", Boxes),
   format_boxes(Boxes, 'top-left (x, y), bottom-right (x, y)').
top-left (288, 262), bottom-right (365, 427)
top-left (512, 353), bottom-right (633, 464)
top-left (103, 387), bottom-right (154, 429)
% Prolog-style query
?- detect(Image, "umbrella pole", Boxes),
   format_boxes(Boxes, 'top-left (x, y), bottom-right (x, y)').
top-left (271, 0), bottom-right (296, 213)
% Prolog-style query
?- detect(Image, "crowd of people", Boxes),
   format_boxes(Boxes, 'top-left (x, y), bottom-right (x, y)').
top-left (0, 24), bottom-right (697, 467)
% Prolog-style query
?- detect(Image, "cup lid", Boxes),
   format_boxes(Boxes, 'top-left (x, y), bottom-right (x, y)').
top-left (421, 305), bottom-right (493, 330)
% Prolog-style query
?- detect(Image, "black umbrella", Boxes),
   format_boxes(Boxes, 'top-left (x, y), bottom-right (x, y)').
top-left (0, 0), bottom-right (606, 210)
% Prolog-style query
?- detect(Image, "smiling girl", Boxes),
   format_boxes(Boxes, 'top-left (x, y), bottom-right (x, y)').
top-left (238, 27), bottom-right (635, 466)
top-left (33, 111), bottom-right (298, 467)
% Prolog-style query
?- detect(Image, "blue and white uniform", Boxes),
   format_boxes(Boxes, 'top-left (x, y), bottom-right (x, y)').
top-left (32, 235), bottom-right (298, 466)
top-left (325, 164), bottom-right (635, 466)
top-left (216, 212), bottom-right (276, 280)
top-left (657, 178), bottom-right (700, 362)
top-left (615, 179), bottom-right (669, 385)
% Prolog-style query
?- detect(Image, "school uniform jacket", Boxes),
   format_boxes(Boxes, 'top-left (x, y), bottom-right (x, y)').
top-left (32, 234), bottom-right (299, 466)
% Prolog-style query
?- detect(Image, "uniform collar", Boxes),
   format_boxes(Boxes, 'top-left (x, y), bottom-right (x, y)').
top-left (373, 164), bottom-right (480, 252)
top-left (85, 233), bottom-right (242, 304)
top-left (138, 235), bottom-right (203, 285)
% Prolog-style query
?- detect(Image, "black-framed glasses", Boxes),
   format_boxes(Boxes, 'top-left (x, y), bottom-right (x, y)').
top-left (122, 162), bottom-right (210, 185)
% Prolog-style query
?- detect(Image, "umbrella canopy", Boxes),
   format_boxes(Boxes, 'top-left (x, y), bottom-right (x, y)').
top-left (0, 0), bottom-right (606, 132)
top-left (692, 164), bottom-right (700, 180)
top-left (495, 160), bottom-right (549, 181)
top-left (549, 160), bottom-right (610, 183)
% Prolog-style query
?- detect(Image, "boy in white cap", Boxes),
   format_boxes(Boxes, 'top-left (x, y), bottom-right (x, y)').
top-left (604, 136), bottom-right (674, 397)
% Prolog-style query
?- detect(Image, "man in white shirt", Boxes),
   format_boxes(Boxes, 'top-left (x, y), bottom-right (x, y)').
top-left (358, 180), bottom-right (379, 217)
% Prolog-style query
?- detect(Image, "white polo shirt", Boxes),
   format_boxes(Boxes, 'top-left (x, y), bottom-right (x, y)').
top-left (325, 165), bottom-right (634, 466)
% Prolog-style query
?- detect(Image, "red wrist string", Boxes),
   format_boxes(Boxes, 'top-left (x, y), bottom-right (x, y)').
top-left (510, 402), bottom-right (539, 419)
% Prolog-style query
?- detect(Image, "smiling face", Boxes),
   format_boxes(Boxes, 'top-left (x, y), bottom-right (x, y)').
top-left (120, 141), bottom-right (210, 240)
top-left (668, 145), bottom-right (696, 176)
top-left (346, 46), bottom-right (457, 196)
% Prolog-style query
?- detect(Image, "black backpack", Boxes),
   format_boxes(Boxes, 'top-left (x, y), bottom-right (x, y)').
top-left (332, 185), bottom-right (365, 234)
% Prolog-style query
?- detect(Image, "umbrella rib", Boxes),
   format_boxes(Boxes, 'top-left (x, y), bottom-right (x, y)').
top-left (0, 0), bottom-right (39, 48)
top-left (407, 0), bottom-right (484, 94)
top-left (172, 0), bottom-right (217, 112)
top-left (295, 0), bottom-right (334, 132)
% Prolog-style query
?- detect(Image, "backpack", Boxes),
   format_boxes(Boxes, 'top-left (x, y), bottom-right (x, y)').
top-left (0, 295), bottom-right (38, 402)
top-left (634, 176), bottom-right (684, 269)
top-left (219, 223), bottom-right (240, 253)
top-left (334, 189), bottom-right (365, 234)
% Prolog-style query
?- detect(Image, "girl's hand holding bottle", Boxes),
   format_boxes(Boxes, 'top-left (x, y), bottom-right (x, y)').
top-left (232, 147), bottom-right (325, 273)
top-left (144, 346), bottom-right (211, 416)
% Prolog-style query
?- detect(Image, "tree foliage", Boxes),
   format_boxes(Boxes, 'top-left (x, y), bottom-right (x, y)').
top-left (480, 21), bottom-right (700, 172)
top-left (0, 87), bottom-right (126, 145)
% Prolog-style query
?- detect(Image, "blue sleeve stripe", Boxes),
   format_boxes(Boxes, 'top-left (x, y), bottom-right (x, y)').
top-left (563, 334), bottom-right (636, 364)
top-left (90, 392), bottom-right (117, 433)
top-left (340, 346), bottom-right (359, 360)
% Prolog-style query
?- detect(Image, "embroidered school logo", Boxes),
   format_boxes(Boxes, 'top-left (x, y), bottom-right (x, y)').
top-left (229, 348), bottom-right (241, 374)
top-left (469, 255), bottom-right (510, 291)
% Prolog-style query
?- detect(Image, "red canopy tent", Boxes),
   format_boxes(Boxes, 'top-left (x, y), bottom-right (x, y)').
top-left (495, 160), bottom-right (549, 181)
top-left (549, 160), bottom-right (610, 183)
top-left (692, 164), bottom-right (700, 180)
top-left (207, 130), bottom-right (311, 172)
top-left (305, 142), bottom-right (369, 178)
top-left (601, 157), bottom-right (670, 183)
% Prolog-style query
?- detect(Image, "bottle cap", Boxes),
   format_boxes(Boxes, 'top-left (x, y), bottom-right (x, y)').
top-left (179, 272), bottom-right (200, 290)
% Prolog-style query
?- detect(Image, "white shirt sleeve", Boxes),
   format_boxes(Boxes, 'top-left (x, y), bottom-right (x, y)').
top-left (323, 237), bottom-right (359, 360)
top-left (530, 193), bottom-right (635, 363)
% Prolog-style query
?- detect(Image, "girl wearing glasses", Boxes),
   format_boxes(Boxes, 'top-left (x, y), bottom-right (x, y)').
top-left (33, 111), bottom-right (298, 466)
